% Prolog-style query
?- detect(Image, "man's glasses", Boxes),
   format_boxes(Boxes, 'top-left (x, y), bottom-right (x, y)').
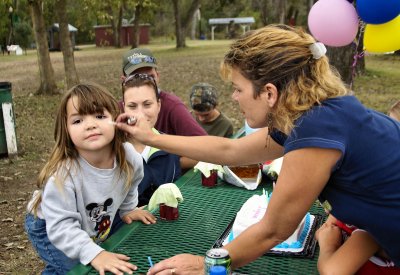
top-left (122, 73), bottom-right (158, 92)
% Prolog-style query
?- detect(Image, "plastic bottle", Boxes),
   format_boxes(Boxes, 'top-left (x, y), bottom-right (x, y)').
top-left (209, 265), bottom-right (228, 275)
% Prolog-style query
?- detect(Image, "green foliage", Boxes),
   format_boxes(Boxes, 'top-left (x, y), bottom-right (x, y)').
top-left (0, 1), bottom-right (14, 46)
top-left (66, 0), bottom-right (99, 43)
top-left (13, 21), bottom-right (33, 50)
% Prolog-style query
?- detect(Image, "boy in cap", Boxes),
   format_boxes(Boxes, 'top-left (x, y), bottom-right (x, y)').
top-left (122, 48), bottom-right (207, 137)
top-left (190, 83), bottom-right (233, 137)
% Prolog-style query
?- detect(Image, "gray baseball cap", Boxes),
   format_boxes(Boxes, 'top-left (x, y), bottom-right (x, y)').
top-left (122, 48), bottom-right (157, 76)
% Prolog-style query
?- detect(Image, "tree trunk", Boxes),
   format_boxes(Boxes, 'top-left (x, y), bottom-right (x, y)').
top-left (308, 0), bottom-right (316, 11)
top-left (172, 0), bottom-right (201, 48)
top-left (327, 45), bottom-right (356, 87)
top-left (190, 8), bottom-right (200, 40)
top-left (258, 0), bottom-right (269, 26)
top-left (275, 0), bottom-right (286, 24)
top-left (172, 0), bottom-right (184, 48)
top-left (327, 24), bottom-right (366, 89)
top-left (132, 3), bottom-right (142, 48)
top-left (28, 0), bottom-right (58, 95)
top-left (116, 3), bottom-right (123, 48)
top-left (106, 3), bottom-right (120, 48)
top-left (55, 0), bottom-right (79, 89)
top-left (355, 30), bottom-right (366, 76)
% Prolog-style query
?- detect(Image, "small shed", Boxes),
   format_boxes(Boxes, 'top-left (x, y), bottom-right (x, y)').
top-left (94, 24), bottom-right (150, 47)
top-left (208, 17), bottom-right (255, 40)
top-left (48, 23), bottom-right (78, 51)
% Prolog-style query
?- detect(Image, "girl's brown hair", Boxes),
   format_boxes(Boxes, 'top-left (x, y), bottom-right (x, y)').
top-left (221, 24), bottom-right (349, 134)
top-left (30, 83), bottom-right (133, 215)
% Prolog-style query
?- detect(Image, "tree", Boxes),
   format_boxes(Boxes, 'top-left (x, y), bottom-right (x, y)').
top-left (13, 21), bottom-right (32, 54)
top-left (55, 0), bottom-right (79, 88)
top-left (131, 1), bottom-right (142, 48)
top-left (327, 45), bottom-right (355, 86)
top-left (256, 0), bottom-right (269, 26)
top-left (275, 0), bottom-right (286, 24)
top-left (104, 0), bottom-right (123, 48)
top-left (327, 41), bottom-right (365, 88)
top-left (88, 0), bottom-right (125, 48)
top-left (172, 0), bottom-right (201, 48)
top-left (190, 8), bottom-right (200, 39)
top-left (28, 0), bottom-right (58, 95)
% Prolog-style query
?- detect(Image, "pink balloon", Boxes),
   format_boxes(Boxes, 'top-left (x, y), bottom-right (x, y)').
top-left (308, 0), bottom-right (359, 47)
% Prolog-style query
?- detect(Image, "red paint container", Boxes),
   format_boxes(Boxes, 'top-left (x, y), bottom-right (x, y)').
top-left (159, 203), bottom-right (179, 220)
top-left (201, 170), bottom-right (218, 187)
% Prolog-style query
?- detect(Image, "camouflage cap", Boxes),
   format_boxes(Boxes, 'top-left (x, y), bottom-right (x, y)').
top-left (189, 83), bottom-right (218, 112)
top-left (122, 48), bottom-right (157, 76)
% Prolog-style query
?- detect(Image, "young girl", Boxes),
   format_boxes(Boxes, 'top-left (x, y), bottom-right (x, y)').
top-left (25, 83), bottom-right (155, 274)
top-left (122, 73), bottom-right (181, 206)
top-left (316, 215), bottom-right (400, 274)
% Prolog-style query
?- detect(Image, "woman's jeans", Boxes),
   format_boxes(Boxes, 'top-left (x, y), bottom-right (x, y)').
top-left (24, 214), bottom-right (79, 275)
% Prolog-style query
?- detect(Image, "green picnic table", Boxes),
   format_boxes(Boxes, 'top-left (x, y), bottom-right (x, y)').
top-left (68, 167), bottom-right (325, 275)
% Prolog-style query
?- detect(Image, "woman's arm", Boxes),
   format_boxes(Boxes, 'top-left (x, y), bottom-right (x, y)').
top-left (224, 147), bottom-right (341, 269)
top-left (147, 147), bottom-right (341, 275)
top-left (180, 156), bottom-right (198, 170)
top-left (117, 114), bottom-right (283, 166)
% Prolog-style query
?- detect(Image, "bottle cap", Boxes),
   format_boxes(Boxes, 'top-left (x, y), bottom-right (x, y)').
top-left (209, 265), bottom-right (227, 275)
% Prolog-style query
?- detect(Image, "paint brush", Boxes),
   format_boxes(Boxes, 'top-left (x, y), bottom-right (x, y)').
top-left (147, 256), bottom-right (154, 268)
top-left (107, 116), bottom-right (137, 126)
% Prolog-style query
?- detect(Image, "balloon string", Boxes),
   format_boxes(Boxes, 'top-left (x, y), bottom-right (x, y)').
top-left (350, 21), bottom-right (366, 90)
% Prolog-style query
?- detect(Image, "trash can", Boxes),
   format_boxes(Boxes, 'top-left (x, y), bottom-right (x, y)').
top-left (0, 82), bottom-right (14, 155)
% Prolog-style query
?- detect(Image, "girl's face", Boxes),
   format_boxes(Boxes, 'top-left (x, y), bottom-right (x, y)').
top-left (123, 84), bottom-right (161, 128)
top-left (66, 96), bottom-right (115, 155)
top-left (231, 67), bottom-right (270, 129)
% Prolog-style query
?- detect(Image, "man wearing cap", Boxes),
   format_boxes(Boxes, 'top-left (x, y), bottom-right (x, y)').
top-left (122, 48), bottom-right (207, 137)
top-left (190, 83), bottom-right (233, 137)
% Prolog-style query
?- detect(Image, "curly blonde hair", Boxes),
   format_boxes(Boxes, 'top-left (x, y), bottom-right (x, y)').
top-left (30, 83), bottom-right (133, 216)
top-left (221, 24), bottom-right (349, 135)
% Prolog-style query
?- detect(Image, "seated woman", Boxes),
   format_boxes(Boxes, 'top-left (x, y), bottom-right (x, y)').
top-left (122, 74), bottom-right (181, 206)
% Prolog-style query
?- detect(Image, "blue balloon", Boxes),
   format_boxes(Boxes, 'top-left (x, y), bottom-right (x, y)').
top-left (357, 0), bottom-right (400, 24)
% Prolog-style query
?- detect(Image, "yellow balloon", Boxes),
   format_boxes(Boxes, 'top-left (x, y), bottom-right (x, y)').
top-left (364, 15), bottom-right (400, 53)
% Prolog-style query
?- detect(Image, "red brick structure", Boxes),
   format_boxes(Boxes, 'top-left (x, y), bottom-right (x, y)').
top-left (94, 24), bottom-right (150, 47)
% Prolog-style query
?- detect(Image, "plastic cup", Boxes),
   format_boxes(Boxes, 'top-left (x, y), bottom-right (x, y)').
top-left (159, 203), bottom-right (179, 220)
top-left (201, 170), bottom-right (218, 187)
